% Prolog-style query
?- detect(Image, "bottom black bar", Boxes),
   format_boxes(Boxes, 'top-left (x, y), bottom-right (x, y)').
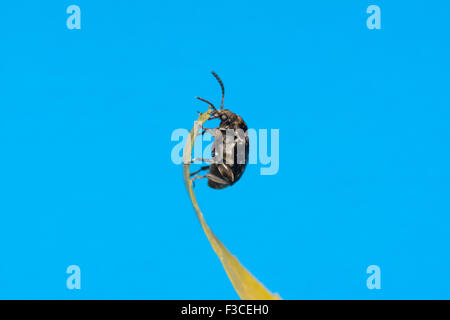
top-left (1, 300), bottom-right (447, 318)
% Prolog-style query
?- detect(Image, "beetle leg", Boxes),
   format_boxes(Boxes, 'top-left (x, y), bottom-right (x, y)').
top-left (200, 127), bottom-right (220, 137)
top-left (196, 110), bottom-right (218, 119)
top-left (190, 165), bottom-right (210, 177)
top-left (189, 158), bottom-right (215, 164)
top-left (216, 164), bottom-right (235, 183)
top-left (196, 127), bottom-right (218, 137)
top-left (207, 115), bottom-right (220, 121)
top-left (205, 172), bottom-right (230, 185)
top-left (190, 174), bottom-right (207, 188)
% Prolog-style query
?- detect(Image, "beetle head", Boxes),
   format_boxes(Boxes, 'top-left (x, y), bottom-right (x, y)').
top-left (216, 109), bottom-right (233, 122)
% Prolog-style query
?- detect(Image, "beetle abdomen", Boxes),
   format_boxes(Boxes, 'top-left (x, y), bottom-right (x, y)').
top-left (208, 112), bottom-right (249, 188)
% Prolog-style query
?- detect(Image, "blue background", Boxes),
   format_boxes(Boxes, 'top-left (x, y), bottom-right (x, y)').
top-left (0, 1), bottom-right (449, 299)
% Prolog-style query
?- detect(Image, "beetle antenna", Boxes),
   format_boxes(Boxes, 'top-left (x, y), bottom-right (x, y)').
top-left (196, 97), bottom-right (217, 111)
top-left (211, 71), bottom-right (225, 110)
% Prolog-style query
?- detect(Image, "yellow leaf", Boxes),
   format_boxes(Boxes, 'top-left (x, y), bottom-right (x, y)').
top-left (182, 107), bottom-right (281, 300)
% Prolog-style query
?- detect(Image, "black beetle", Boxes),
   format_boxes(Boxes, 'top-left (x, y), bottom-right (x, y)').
top-left (189, 71), bottom-right (249, 189)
